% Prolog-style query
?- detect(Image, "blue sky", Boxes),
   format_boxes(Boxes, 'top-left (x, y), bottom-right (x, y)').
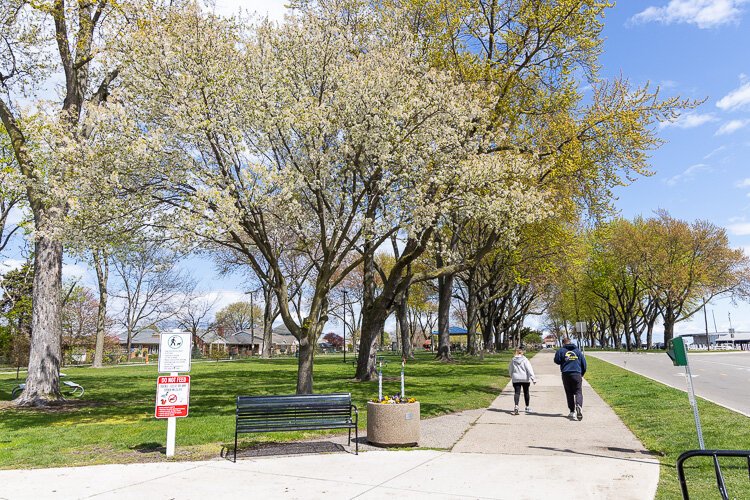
top-left (599, 1), bottom-right (750, 335)
top-left (3, 0), bottom-right (750, 338)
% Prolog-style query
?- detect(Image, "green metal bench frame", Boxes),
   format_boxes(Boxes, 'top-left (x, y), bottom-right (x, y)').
top-left (234, 393), bottom-right (358, 462)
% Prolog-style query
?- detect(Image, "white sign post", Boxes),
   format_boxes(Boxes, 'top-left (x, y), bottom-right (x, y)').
top-left (158, 333), bottom-right (192, 457)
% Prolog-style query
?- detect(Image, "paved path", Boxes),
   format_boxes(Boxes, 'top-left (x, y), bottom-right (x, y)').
top-left (451, 351), bottom-right (659, 498)
top-left (0, 352), bottom-right (659, 500)
top-left (590, 351), bottom-right (750, 416)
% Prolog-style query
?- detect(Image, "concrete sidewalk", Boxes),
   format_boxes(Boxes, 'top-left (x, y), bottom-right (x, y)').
top-left (451, 351), bottom-right (659, 498)
top-left (0, 352), bottom-right (659, 500)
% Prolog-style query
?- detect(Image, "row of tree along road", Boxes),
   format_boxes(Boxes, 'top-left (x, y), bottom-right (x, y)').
top-left (2, 0), bottom-right (741, 405)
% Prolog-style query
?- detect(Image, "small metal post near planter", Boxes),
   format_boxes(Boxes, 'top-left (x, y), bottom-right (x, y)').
top-left (367, 358), bottom-right (420, 447)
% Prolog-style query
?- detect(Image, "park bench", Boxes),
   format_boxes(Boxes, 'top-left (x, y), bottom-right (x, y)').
top-left (11, 374), bottom-right (84, 399)
top-left (234, 393), bottom-right (358, 462)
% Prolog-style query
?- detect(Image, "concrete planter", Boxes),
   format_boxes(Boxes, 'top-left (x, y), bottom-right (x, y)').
top-left (366, 401), bottom-right (420, 447)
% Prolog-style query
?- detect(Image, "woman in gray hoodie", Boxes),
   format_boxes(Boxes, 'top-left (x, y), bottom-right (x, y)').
top-left (508, 349), bottom-right (536, 415)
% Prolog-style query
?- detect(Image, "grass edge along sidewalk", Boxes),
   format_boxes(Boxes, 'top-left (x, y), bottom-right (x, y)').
top-left (0, 352), bottom-right (513, 470)
top-left (585, 356), bottom-right (750, 500)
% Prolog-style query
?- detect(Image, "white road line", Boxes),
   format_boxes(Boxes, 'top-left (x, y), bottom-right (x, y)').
top-left (692, 360), bottom-right (750, 369)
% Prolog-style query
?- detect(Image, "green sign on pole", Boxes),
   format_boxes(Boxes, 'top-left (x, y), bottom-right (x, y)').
top-left (666, 336), bottom-right (705, 449)
top-left (667, 337), bottom-right (688, 366)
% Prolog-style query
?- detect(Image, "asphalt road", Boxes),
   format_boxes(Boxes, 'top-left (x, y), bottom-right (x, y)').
top-left (589, 350), bottom-right (750, 416)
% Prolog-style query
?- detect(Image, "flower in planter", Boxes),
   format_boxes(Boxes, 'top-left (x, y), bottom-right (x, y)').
top-left (371, 394), bottom-right (417, 404)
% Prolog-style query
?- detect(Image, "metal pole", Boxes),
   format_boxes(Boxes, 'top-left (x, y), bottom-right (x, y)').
top-left (684, 360), bottom-right (705, 449)
top-left (704, 299), bottom-right (711, 351)
top-left (378, 361), bottom-right (383, 401)
top-left (712, 310), bottom-right (718, 333)
top-left (166, 371), bottom-right (177, 457)
top-left (343, 290), bottom-right (347, 363)
top-left (400, 359), bottom-right (405, 399)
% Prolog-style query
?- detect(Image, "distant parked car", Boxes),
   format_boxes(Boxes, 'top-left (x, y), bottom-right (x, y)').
top-left (654, 342), bottom-right (666, 349)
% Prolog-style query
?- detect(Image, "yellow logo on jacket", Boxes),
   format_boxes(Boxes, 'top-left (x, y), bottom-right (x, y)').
top-left (565, 351), bottom-right (578, 361)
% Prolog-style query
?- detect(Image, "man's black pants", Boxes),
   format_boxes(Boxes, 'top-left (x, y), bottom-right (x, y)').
top-left (561, 372), bottom-right (583, 412)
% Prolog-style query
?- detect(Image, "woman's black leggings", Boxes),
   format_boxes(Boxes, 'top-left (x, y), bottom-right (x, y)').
top-left (513, 382), bottom-right (530, 406)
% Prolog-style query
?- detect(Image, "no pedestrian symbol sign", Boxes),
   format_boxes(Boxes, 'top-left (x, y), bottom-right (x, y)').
top-left (158, 332), bottom-right (192, 373)
top-left (155, 375), bottom-right (190, 418)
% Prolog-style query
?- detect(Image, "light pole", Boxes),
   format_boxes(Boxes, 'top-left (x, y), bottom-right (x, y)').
top-left (703, 298), bottom-right (710, 351)
top-left (342, 290), bottom-right (348, 363)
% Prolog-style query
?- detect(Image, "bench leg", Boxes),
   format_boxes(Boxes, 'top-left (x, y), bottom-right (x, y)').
top-left (355, 425), bottom-right (358, 455)
top-left (348, 427), bottom-right (351, 446)
top-left (234, 429), bottom-right (238, 463)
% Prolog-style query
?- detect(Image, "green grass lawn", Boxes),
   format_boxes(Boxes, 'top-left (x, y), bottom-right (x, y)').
top-left (585, 357), bottom-right (750, 500)
top-left (0, 351), bottom-right (512, 469)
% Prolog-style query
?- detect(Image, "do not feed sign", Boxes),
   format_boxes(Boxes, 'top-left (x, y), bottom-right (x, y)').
top-left (155, 375), bottom-right (190, 418)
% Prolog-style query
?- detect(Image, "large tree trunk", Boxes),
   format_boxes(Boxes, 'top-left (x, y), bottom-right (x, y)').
top-left (436, 272), bottom-right (453, 361)
top-left (296, 334), bottom-right (315, 394)
top-left (293, 292), bottom-right (328, 394)
top-left (261, 290), bottom-right (274, 359)
top-left (15, 231), bottom-right (64, 406)
top-left (480, 307), bottom-right (493, 352)
top-left (646, 318), bottom-right (655, 349)
top-left (355, 306), bottom-right (389, 381)
top-left (663, 308), bottom-right (675, 346)
top-left (92, 249), bottom-right (108, 368)
top-left (623, 315), bottom-right (632, 352)
top-left (397, 292), bottom-right (413, 359)
top-left (466, 285), bottom-right (477, 356)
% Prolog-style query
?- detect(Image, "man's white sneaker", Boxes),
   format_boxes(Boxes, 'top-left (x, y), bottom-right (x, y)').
top-left (568, 412), bottom-right (577, 421)
top-left (576, 405), bottom-right (583, 421)
top-left (525, 407), bottom-right (532, 414)
top-left (513, 406), bottom-right (519, 415)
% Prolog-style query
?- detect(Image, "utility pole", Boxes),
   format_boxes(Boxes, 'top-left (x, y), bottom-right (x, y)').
top-left (703, 298), bottom-right (710, 351)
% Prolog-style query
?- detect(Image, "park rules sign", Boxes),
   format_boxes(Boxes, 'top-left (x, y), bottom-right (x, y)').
top-left (155, 375), bottom-right (191, 418)
top-left (158, 332), bottom-right (192, 373)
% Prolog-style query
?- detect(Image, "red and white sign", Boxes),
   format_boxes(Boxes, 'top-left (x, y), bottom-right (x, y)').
top-left (155, 375), bottom-right (190, 418)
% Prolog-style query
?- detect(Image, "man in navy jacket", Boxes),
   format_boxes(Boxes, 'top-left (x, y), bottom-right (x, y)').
top-left (554, 337), bottom-right (587, 421)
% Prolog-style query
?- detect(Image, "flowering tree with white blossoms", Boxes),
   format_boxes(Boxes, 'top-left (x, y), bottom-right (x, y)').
top-left (123, 2), bottom-right (548, 393)
top-left (0, 0), bottom-right (173, 404)
top-left (0, 0), bottom-right (130, 405)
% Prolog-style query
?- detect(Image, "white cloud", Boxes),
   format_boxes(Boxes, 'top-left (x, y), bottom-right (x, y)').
top-left (660, 112), bottom-right (718, 129)
top-left (665, 163), bottom-right (711, 185)
top-left (717, 81), bottom-right (750, 111)
top-left (735, 178), bottom-right (750, 188)
top-left (703, 145), bottom-right (728, 159)
top-left (630, 1), bottom-right (748, 29)
top-left (0, 258), bottom-right (25, 274)
top-left (213, 0), bottom-right (288, 21)
top-left (728, 222), bottom-right (750, 235)
top-left (200, 289), bottom-right (248, 313)
top-left (716, 119), bottom-right (750, 135)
